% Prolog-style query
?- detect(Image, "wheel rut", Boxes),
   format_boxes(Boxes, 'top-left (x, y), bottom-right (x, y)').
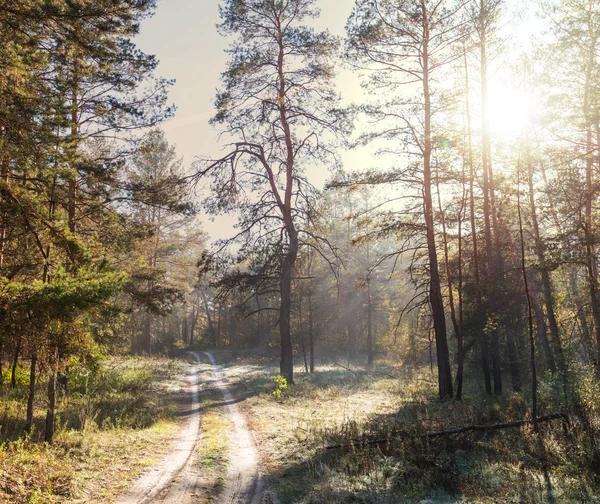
top-left (115, 351), bottom-right (264, 504)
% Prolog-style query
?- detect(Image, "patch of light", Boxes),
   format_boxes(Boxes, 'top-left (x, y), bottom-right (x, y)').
top-left (487, 81), bottom-right (535, 140)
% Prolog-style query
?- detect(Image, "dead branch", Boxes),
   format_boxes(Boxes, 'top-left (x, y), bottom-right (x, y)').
top-left (325, 413), bottom-right (568, 450)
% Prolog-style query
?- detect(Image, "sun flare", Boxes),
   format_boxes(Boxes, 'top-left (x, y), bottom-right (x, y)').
top-left (487, 81), bottom-right (535, 140)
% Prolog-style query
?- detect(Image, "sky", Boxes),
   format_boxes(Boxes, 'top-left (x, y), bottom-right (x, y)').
top-left (134, 0), bottom-right (537, 241)
top-left (135, 0), bottom-right (359, 240)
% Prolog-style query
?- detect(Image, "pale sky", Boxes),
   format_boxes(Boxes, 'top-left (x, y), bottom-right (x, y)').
top-left (134, 0), bottom-right (536, 242)
top-left (135, 0), bottom-right (359, 240)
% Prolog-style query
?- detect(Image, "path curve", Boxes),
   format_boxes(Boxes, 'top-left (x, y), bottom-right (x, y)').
top-left (116, 351), bottom-right (202, 504)
top-left (203, 351), bottom-right (264, 504)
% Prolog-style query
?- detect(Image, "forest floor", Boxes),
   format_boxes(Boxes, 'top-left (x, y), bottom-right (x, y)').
top-left (2, 349), bottom-right (599, 503)
top-left (0, 356), bottom-right (193, 504)
top-left (204, 349), bottom-right (600, 504)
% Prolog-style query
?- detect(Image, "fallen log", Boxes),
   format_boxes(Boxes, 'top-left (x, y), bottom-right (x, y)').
top-left (325, 412), bottom-right (568, 450)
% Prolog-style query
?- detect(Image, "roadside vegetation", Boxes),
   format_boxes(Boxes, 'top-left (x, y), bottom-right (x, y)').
top-left (209, 349), bottom-right (600, 504)
top-left (0, 357), bottom-right (188, 504)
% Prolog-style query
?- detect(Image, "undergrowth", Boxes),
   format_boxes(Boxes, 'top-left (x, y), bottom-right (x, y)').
top-left (212, 349), bottom-right (600, 504)
top-left (0, 356), bottom-right (188, 503)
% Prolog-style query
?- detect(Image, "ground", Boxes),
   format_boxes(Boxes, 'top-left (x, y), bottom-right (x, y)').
top-left (1, 349), bottom-right (599, 503)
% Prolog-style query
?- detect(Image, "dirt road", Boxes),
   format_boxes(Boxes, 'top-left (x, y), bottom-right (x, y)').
top-left (115, 351), bottom-right (263, 504)
top-left (203, 351), bottom-right (263, 504)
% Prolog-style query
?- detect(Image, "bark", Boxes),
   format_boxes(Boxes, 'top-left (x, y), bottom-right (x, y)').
top-left (366, 278), bottom-right (373, 368)
top-left (504, 319), bottom-right (522, 392)
top-left (141, 315), bottom-right (151, 354)
top-left (299, 291), bottom-right (308, 374)
top-left (25, 353), bottom-right (36, 432)
top-left (582, 43), bottom-right (600, 369)
top-left (527, 155), bottom-right (564, 373)
top-left (11, 335), bottom-right (21, 388)
top-left (201, 290), bottom-right (216, 346)
top-left (436, 172), bottom-right (463, 397)
top-left (279, 225), bottom-right (298, 384)
top-left (518, 168), bottom-right (538, 433)
top-left (308, 259), bottom-right (315, 373)
top-left (275, 11), bottom-right (299, 385)
top-left (465, 48), bottom-right (491, 395)
top-left (190, 306), bottom-right (198, 345)
top-left (422, 6), bottom-right (452, 398)
top-left (531, 292), bottom-right (557, 374)
top-left (45, 361), bottom-right (58, 443)
top-left (347, 307), bottom-right (358, 359)
top-left (182, 316), bottom-right (189, 344)
top-left (479, 1), bottom-right (502, 395)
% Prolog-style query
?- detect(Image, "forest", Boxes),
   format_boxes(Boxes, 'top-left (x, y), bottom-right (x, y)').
top-left (0, 0), bottom-right (599, 503)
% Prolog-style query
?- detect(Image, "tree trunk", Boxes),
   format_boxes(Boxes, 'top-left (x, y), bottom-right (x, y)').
top-left (347, 311), bottom-right (357, 359)
top-left (25, 353), bottom-right (36, 432)
top-left (531, 291), bottom-right (557, 373)
top-left (182, 316), bottom-right (189, 344)
top-left (436, 171), bottom-right (463, 397)
top-left (366, 278), bottom-right (373, 368)
top-left (45, 361), bottom-right (58, 443)
top-left (527, 155), bottom-right (564, 373)
top-left (465, 47), bottom-right (491, 395)
top-left (479, 1), bottom-right (502, 395)
top-left (11, 335), bottom-right (21, 388)
top-left (308, 264), bottom-right (315, 373)
top-left (279, 225), bottom-right (298, 384)
top-left (200, 290), bottom-right (216, 346)
top-left (582, 50), bottom-right (600, 369)
top-left (141, 315), bottom-right (151, 354)
top-left (422, 11), bottom-right (452, 399)
top-left (518, 164), bottom-right (538, 433)
top-left (0, 334), bottom-right (3, 386)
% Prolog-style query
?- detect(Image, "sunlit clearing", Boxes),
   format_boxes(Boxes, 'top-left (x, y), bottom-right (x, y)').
top-left (487, 82), bottom-right (535, 140)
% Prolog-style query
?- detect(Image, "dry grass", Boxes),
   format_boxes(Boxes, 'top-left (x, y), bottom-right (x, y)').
top-left (209, 349), bottom-right (600, 504)
top-left (192, 361), bottom-right (233, 504)
top-left (0, 356), bottom-right (191, 504)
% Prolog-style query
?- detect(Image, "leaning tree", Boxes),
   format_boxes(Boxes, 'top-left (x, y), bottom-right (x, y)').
top-left (196, 0), bottom-right (349, 384)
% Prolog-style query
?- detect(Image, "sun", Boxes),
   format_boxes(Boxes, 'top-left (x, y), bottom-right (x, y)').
top-left (487, 81), bottom-right (535, 140)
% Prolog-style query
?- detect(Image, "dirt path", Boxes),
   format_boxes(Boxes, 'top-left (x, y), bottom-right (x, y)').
top-left (203, 351), bottom-right (264, 504)
top-left (116, 351), bottom-right (202, 504)
top-left (115, 351), bottom-right (263, 504)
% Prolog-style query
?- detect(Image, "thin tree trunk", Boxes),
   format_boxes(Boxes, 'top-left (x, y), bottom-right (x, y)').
top-left (200, 290), bottom-right (216, 346)
top-left (45, 357), bottom-right (58, 443)
top-left (480, 2), bottom-right (502, 395)
top-left (308, 257), bottom-right (315, 373)
top-left (25, 353), bottom-right (37, 432)
top-left (299, 290), bottom-right (308, 373)
top-left (436, 170), bottom-right (463, 396)
top-left (518, 160), bottom-right (538, 433)
top-left (422, 7), bottom-right (452, 398)
top-left (527, 153), bottom-right (563, 373)
top-left (367, 278), bottom-right (373, 368)
top-left (11, 335), bottom-right (21, 388)
top-left (465, 47), bottom-right (491, 395)
top-left (531, 290), bottom-right (557, 373)
top-left (582, 48), bottom-right (600, 369)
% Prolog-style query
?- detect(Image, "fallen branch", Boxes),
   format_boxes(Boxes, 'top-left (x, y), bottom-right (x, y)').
top-left (325, 413), bottom-right (568, 450)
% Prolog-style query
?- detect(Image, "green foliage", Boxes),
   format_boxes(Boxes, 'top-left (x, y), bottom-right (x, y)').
top-left (272, 374), bottom-right (288, 400)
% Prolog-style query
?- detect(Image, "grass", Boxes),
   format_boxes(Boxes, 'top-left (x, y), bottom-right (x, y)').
top-left (193, 363), bottom-right (233, 503)
top-left (0, 356), bottom-right (190, 504)
top-left (208, 349), bottom-right (600, 504)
